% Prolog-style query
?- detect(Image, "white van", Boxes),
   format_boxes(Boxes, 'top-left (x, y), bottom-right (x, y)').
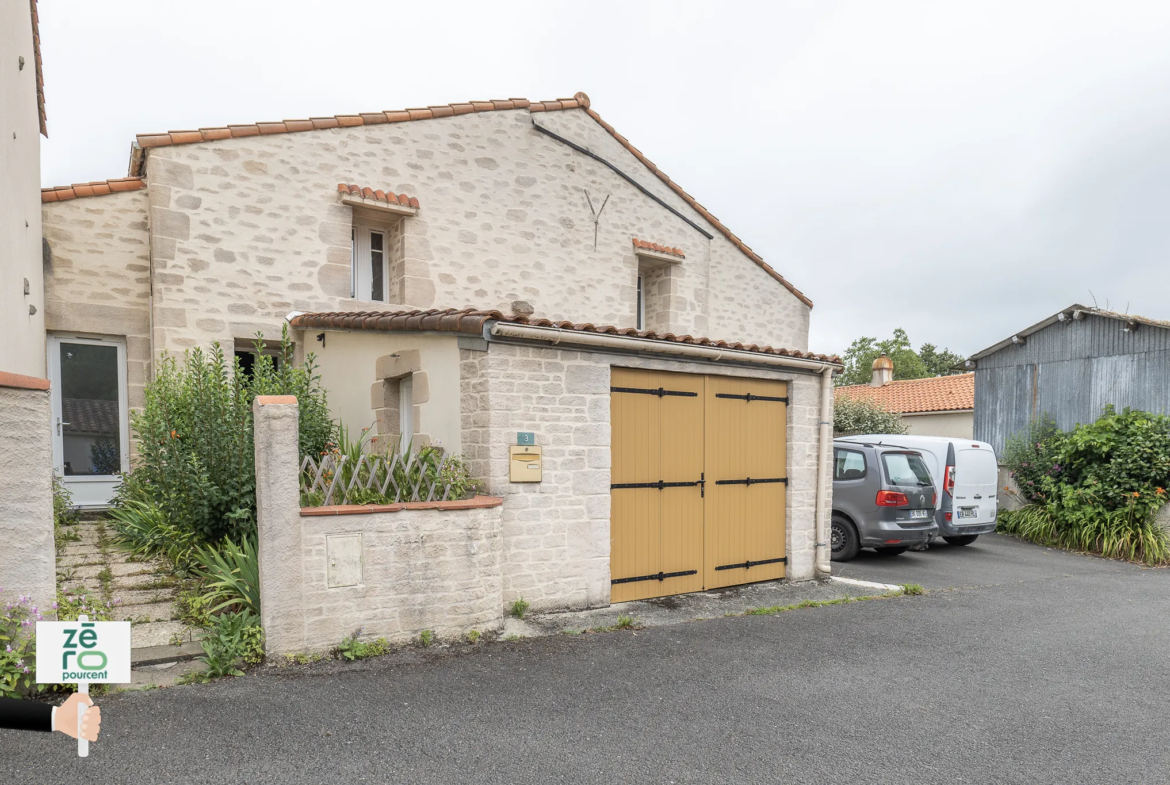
top-left (836, 435), bottom-right (999, 546)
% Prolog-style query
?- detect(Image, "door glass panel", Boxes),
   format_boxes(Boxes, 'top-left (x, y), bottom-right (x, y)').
top-left (59, 343), bottom-right (121, 476)
top-left (370, 231), bottom-right (384, 301)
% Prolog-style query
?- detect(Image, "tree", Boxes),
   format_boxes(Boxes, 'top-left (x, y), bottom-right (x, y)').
top-left (833, 396), bottom-right (908, 436)
top-left (836, 328), bottom-right (965, 387)
top-left (919, 343), bottom-right (966, 377)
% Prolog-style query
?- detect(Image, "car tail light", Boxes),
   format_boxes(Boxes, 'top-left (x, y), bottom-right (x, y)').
top-left (945, 512), bottom-right (952, 521)
top-left (943, 465), bottom-right (955, 496)
top-left (932, 492), bottom-right (937, 506)
top-left (876, 490), bottom-right (909, 507)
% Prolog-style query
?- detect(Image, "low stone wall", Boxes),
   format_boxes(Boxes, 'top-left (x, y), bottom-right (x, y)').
top-left (0, 374), bottom-right (56, 613)
top-left (254, 396), bottom-right (504, 658)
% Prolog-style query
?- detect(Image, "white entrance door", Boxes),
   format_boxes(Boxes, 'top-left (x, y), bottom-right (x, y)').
top-left (47, 336), bottom-right (129, 508)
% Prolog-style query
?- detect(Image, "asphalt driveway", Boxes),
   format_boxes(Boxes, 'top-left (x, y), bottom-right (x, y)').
top-left (5, 534), bottom-right (1169, 785)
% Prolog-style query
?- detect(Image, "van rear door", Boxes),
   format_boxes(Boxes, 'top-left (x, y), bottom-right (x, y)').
top-left (953, 446), bottom-right (998, 525)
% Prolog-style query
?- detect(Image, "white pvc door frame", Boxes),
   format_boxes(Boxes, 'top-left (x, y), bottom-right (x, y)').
top-left (47, 334), bottom-right (130, 508)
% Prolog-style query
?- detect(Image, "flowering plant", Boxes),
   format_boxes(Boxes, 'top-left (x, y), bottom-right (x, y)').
top-left (0, 592), bottom-right (44, 698)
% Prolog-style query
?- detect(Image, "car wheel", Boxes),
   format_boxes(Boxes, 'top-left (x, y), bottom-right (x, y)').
top-left (874, 546), bottom-right (909, 556)
top-left (830, 515), bottom-right (860, 562)
top-left (943, 535), bottom-right (979, 546)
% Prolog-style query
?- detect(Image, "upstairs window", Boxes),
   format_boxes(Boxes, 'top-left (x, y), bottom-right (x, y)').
top-left (352, 224), bottom-right (388, 302)
top-left (636, 275), bottom-right (645, 330)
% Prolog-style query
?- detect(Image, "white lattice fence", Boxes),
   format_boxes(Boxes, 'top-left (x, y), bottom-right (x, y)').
top-left (299, 451), bottom-right (455, 506)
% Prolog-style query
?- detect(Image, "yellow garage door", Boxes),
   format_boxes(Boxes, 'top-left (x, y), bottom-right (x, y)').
top-left (609, 369), bottom-right (787, 602)
top-left (610, 369), bottom-right (705, 603)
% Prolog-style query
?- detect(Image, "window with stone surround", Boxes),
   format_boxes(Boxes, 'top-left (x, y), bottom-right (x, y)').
top-left (632, 240), bottom-right (685, 333)
top-left (351, 219), bottom-right (403, 303)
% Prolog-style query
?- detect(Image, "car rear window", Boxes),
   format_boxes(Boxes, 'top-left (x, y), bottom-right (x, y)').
top-left (834, 449), bottom-right (866, 480)
top-left (956, 448), bottom-right (998, 484)
top-left (881, 452), bottom-right (933, 487)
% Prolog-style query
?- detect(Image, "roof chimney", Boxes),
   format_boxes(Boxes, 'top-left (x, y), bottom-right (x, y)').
top-left (870, 354), bottom-right (894, 387)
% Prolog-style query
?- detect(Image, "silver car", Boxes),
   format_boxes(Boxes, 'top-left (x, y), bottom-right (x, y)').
top-left (831, 440), bottom-right (939, 561)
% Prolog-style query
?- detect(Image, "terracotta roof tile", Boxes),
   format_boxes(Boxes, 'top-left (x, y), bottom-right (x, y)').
top-left (122, 90), bottom-right (812, 307)
top-left (337, 183), bottom-right (420, 210)
top-left (835, 373), bottom-right (974, 414)
top-left (632, 238), bottom-right (685, 258)
top-left (41, 177), bottom-right (146, 203)
top-left (289, 308), bottom-right (841, 364)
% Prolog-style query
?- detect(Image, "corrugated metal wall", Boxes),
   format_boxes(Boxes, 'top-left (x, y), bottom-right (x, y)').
top-left (975, 316), bottom-right (1170, 455)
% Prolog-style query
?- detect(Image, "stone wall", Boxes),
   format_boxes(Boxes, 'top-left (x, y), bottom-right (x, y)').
top-left (459, 341), bottom-right (829, 612)
top-left (0, 376), bottom-right (56, 614)
top-left (42, 189), bottom-right (152, 411)
top-left (138, 104), bottom-right (811, 358)
top-left (254, 396), bottom-right (503, 657)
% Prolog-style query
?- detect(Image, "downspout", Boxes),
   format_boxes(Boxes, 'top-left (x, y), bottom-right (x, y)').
top-left (814, 366), bottom-right (834, 577)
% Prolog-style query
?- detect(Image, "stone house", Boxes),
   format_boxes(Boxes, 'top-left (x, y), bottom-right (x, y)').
top-left (41, 91), bottom-right (841, 611)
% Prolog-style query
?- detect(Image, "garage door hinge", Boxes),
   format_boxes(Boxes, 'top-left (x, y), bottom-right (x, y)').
top-left (610, 386), bottom-right (698, 398)
top-left (714, 557), bottom-right (787, 572)
top-left (611, 569), bottom-right (698, 586)
top-left (612, 476), bottom-right (704, 492)
top-left (714, 477), bottom-right (787, 487)
top-left (715, 393), bottom-right (788, 403)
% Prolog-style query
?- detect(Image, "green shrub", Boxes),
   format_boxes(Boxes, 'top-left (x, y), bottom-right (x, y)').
top-left (1001, 406), bottom-right (1170, 565)
top-left (418, 629), bottom-right (434, 648)
top-left (195, 610), bottom-right (263, 678)
top-left (509, 598), bottom-right (530, 619)
top-left (337, 629), bottom-right (390, 661)
top-left (55, 589), bottom-right (117, 623)
top-left (833, 396), bottom-right (908, 436)
top-left (117, 326), bottom-right (334, 544)
top-left (107, 500), bottom-right (201, 573)
top-left (195, 537), bottom-right (260, 616)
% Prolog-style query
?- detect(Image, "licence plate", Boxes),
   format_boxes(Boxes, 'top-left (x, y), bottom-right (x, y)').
top-left (959, 507), bottom-right (978, 519)
top-left (909, 509), bottom-right (930, 519)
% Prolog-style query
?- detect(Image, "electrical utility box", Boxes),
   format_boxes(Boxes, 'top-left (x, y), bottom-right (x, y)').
top-left (509, 445), bottom-right (542, 482)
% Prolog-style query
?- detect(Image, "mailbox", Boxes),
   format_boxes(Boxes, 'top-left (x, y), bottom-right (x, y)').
top-left (509, 445), bottom-right (542, 482)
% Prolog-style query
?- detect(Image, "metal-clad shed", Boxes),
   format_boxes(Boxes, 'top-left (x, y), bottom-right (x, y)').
top-left (969, 304), bottom-right (1170, 456)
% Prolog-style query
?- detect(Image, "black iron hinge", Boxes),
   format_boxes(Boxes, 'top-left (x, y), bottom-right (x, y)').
top-left (612, 478), bottom-right (703, 491)
top-left (611, 386), bottom-right (698, 398)
top-left (714, 557), bottom-right (787, 572)
top-left (714, 477), bottom-right (788, 487)
top-left (612, 569), bottom-right (698, 586)
top-left (715, 393), bottom-right (788, 403)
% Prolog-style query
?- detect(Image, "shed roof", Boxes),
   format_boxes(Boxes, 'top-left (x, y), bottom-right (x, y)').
top-left (969, 304), bottom-right (1170, 361)
top-left (288, 308), bottom-right (841, 364)
top-left (835, 373), bottom-right (974, 414)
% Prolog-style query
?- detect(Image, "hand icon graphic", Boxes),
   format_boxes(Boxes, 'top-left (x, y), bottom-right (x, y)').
top-left (54, 693), bottom-right (101, 742)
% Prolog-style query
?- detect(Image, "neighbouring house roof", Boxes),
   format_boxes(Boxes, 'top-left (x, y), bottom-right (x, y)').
top-left (289, 308), bottom-right (841, 363)
top-left (30, 0), bottom-right (46, 137)
top-left (41, 176), bottom-right (146, 202)
top-left (835, 373), bottom-right (974, 414)
top-left (337, 183), bottom-right (419, 209)
top-left (121, 91), bottom-right (812, 308)
top-left (632, 238), bottom-right (684, 258)
top-left (61, 397), bottom-right (119, 435)
top-left (968, 304), bottom-right (1170, 361)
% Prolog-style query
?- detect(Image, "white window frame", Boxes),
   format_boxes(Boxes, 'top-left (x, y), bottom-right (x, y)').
top-left (351, 222), bottom-right (388, 302)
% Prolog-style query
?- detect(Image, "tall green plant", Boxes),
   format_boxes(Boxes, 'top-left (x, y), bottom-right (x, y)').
top-left (118, 325), bottom-right (334, 543)
top-left (833, 396), bottom-right (908, 436)
top-left (1001, 406), bottom-right (1170, 565)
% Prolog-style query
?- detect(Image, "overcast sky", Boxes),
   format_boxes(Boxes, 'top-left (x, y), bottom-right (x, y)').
top-left (37, 1), bottom-right (1170, 357)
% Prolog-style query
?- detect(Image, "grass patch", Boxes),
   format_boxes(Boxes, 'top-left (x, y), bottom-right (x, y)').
top-left (899, 583), bottom-right (925, 596)
top-left (614, 614), bottom-right (636, 629)
top-left (998, 506), bottom-right (1170, 566)
top-left (744, 595), bottom-right (881, 616)
top-left (466, 630), bottom-right (481, 644)
top-left (418, 630), bottom-right (434, 648)
top-left (509, 598), bottom-right (530, 619)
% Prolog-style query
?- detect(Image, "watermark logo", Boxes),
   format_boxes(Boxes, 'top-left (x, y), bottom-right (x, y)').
top-left (36, 620), bottom-right (131, 685)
